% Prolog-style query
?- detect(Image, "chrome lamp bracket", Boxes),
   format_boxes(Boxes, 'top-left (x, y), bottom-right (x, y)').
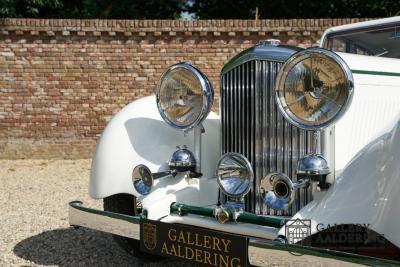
top-left (297, 130), bottom-right (331, 190)
top-left (132, 145), bottom-right (202, 196)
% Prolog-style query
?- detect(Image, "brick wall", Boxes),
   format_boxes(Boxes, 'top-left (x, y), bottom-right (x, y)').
top-left (0, 18), bottom-right (370, 159)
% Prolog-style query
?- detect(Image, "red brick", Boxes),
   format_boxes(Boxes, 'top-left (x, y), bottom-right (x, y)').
top-left (0, 18), bottom-right (364, 159)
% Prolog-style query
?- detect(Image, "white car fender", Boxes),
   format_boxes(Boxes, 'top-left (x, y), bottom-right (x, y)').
top-left (280, 114), bottom-right (400, 247)
top-left (89, 95), bottom-right (221, 213)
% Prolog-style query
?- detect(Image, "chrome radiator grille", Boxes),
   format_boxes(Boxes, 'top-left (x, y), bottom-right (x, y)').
top-left (221, 59), bottom-right (315, 216)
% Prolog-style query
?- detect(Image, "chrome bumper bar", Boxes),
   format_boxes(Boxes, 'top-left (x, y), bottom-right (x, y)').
top-left (69, 201), bottom-right (140, 240)
top-left (69, 201), bottom-right (398, 267)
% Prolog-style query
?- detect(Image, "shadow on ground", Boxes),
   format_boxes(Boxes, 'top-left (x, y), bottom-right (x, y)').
top-left (13, 227), bottom-right (191, 267)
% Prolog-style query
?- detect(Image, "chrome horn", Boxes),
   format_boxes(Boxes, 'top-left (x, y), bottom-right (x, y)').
top-left (261, 173), bottom-right (309, 210)
top-left (132, 165), bottom-right (177, 195)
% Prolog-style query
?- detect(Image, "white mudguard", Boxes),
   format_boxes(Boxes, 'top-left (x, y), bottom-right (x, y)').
top-left (89, 96), bottom-right (221, 218)
top-left (280, 114), bottom-right (400, 247)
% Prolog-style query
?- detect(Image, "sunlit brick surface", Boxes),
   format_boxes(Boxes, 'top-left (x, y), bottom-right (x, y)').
top-left (0, 18), bottom-right (370, 158)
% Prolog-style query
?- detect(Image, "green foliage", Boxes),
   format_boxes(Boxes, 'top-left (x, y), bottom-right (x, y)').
top-left (0, 0), bottom-right (399, 18)
top-left (185, 0), bottom-right (256, 19)
top-left (82, 0), bottom-right (185, 19)
top-left (0, 0), bottom-right (185, 18)
top-left (0, 0), bottom-right (62, 17)
top-left (0, 0), bottom-right (15, 16)
top-left (187, 0), bottom-right (400, 19)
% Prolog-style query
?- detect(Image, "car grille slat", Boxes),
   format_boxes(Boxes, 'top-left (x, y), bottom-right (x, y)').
top-left (221, 59), bottom-right (314, 215)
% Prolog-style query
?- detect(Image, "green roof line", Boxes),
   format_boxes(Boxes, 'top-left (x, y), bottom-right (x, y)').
top-left (352, 69), bottom-right (400, 77)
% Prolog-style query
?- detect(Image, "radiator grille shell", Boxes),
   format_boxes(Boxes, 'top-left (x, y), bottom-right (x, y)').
top-left (220, 46), bottom-right (315, 216)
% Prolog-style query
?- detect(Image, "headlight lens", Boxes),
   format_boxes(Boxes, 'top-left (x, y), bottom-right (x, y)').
top-left (276, 48), bottom-right (354, 130)
top-left (156, 63), bottom-right (213, 130)
top-left (216, 153), bottom-right (254, 198)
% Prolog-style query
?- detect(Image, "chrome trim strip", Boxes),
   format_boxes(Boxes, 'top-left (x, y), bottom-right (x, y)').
top-left (221, 45), bottom-right (302, 75)
top-left (250, 60), bottom-right (256, 211)
top-left (68, 201), bottom-right (140, 240)
top-left (255, 60), bottom-right (261, 214)
top-left (234, 66), bottom-right (238, 152)
top-left (161, 214), bottom-right (279, 241)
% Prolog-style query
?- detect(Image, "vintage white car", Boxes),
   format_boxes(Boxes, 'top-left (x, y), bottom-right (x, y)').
top-left (69, 17), bottom-right (400, 266)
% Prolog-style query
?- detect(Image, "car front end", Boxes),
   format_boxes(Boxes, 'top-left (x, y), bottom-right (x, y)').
top-left (69, 18), bottom-right (400, 267)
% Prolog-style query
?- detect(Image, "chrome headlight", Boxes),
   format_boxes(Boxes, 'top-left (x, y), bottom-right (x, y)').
top-left (156, 63), bottom-right (214, 130)
top-left (275, 48), bottom-right (354, 130)
top-left (216, 153), bottom-right (254, 198)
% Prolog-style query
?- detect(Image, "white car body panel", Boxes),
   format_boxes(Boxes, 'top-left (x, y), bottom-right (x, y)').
top-left (279, 115), bottom-right (400, 247)
top-left (334, 53), bottom-right (400, 174)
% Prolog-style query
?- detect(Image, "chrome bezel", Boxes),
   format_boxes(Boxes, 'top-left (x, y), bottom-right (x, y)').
top-left (216, 152), bottom-right (254, 198)
top-left (275, 48), bottom-right (354, 130)
top-left (156, 62), bottom-right (214, 130)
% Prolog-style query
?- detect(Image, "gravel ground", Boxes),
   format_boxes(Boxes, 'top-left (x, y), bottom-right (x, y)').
top-left (0, 159), bottom-right (363, 267)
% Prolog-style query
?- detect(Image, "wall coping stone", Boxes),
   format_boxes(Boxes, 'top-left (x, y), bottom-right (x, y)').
top-left (0, 18), bottom-right (374, 35)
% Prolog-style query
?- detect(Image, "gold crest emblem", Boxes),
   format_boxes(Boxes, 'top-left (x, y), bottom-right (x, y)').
top-left (143, 222), bottom-right (157, 250)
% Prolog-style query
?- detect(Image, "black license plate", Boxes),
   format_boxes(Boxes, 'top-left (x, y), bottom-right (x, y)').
top-left (140, 219), bottom-right (248, 266)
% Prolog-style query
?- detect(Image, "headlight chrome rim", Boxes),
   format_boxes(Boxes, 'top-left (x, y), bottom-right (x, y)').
top-left (275, 48), bottom-right (354, 130)
top-left (216, 152), bottom-right (254, 198)
top-left (156, 62), bottom-right (214, 130)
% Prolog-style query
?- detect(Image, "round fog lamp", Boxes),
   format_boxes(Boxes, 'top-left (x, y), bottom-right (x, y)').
top-left (275, 48), bottom-right (354, 130)
top-left (132, 165), bottom-right (153, 195)
top-left (216, 153), bottom-right (254, 198)
top-left (156, 63), bottom-right (214, 130)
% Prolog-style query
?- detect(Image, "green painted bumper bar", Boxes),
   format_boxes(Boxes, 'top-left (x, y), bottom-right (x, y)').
top-left (70, 201), bottom-right (400, 267)
top-left (170, 202), bottom-right (287, 229)
top-left (250, 238), bottom-right (400, 267)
